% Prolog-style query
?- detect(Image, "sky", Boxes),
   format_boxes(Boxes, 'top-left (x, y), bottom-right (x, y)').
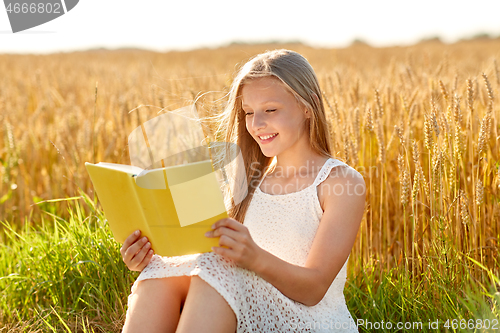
top-left (0, 0), bottom-right (499, 54)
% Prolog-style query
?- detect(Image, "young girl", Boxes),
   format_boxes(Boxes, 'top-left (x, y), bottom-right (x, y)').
top-left (121, 49), bottom-right (366, 333)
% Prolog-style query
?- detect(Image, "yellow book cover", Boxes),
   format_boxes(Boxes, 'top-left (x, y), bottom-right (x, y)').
top-left (85, 160), bottom-right (225, 257)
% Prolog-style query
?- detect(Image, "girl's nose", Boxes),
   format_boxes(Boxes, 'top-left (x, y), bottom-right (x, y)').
top-left (251, 113), bottom-right (266, 131)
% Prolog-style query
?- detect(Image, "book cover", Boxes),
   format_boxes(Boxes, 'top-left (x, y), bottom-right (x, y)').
top-left (85, 160), bottom-right (225, 257)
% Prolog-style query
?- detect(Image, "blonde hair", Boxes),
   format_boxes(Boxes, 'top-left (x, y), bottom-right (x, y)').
top-left (212, 49), bottom-right (333, 222)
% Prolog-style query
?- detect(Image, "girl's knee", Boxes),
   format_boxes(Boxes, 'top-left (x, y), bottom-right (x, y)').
top-left (135, 276), bottom-right (191, 300)
top-left (188, 275), bottom-right (204, 285)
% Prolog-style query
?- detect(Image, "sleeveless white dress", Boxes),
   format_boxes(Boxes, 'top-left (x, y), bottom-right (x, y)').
top-left (127, 158), bottom-right (358, 332)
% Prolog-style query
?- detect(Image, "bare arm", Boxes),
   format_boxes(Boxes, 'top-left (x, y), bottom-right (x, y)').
top-left (208, 167), bottom-right (366, 306)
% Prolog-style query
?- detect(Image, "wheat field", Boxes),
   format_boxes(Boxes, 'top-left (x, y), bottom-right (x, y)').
top-left (1, 40), bottom-right (499, 331)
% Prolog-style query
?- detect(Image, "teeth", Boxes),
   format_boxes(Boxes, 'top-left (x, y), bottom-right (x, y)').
top-left (259, 133), bottom-right (277, 140)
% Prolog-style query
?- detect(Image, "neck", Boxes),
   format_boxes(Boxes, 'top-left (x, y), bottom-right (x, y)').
top-left (271, 149), bottom-right (328, 179)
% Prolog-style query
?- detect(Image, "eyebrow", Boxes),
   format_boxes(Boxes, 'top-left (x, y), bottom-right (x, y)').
top-left (241, 101), bottom-right (281, 108)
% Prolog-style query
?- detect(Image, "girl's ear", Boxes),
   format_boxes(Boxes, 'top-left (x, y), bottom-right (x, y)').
top-left (304, 108), bottom-right (312, 119)
top-left (305, 93), bottom-right (320, 118)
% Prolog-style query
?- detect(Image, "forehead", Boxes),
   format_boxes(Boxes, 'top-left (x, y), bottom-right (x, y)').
top-left (240, 77), bottom-right (294, 102)
top-left (242, 75), bottom-right (284, 87)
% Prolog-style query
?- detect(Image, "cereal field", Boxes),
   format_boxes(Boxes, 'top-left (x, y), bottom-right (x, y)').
top-left (0, 40), bottom-right (499, 331)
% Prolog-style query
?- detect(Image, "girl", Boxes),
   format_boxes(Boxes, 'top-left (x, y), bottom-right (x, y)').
top-left (121, 49), bottom-right (366, 333)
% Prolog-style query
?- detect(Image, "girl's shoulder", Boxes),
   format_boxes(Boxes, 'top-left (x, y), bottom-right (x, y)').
top-left (320, 158), bottom-right (364, 185)
top-left (317, 159), bottom-right (366, 209)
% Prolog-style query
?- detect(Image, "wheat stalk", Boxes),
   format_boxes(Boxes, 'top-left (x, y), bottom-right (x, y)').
top-left (482, 73), bottom-right (494, 102)
top-left (350, 138), bottom-right (358, 166)
top-left (439, 80), bottom-right (449, 102)
top-left (398, 154), bottom-right (410, 206)
top-left (401, 170), bottom-right (410, 207)
top-left (343, 123), bottom-right (350, 164)
top-left (460, 189), bottom-right (471, 225)
top-left (353, 107), bottom-right (361, 153)
top-left (439, 112), bottom-right (450, 137)
top-left (395, 125), bottom-right (405, 146)
top-left (412, 140), bottom-right (429, 199)
top-left (476, 180), bottom-right (484, 206)
top-left (432, 143), bottom-right (443, 196)
top-left (398, 153), bottom-right (404, 173)
top-left (375, 89), bottom-right (384, 119)
top-left (411, 168), bottom-right (420, 204)
top-left (430, 100), bottom-right (440, 138)
top-left (408, 104), bottom-right (416, 128)
top-left (466, 79), bottom-right (474, 115)
top-left (424, 113), bottom-right (433, 151)
top-left (375, 118), bottom-right (385, 163)
top-left (449, 161), bottom-right (456, 191)
top-left (454, 120), bottom-right (465, 158)
top-left (477, 111), bottom-right (492, 155)
top-left (365, 106), bottom-right (374, 133)
top-left (453, 94), bottom-right (463, 127)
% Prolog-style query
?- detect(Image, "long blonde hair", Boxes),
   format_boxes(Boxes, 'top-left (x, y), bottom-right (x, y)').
top-left (212, 49), bottom-right (333, 223)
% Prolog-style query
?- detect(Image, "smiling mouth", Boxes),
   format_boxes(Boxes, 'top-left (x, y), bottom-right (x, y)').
top-left (258, 133), bottom-right (278, 140)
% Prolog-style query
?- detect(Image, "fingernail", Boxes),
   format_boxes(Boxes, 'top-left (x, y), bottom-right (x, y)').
top-left (145, 242), bottom-right (151, 248)
top-left (135, 230), bottom-right (140, 235)
top-left (211, 224), bottom-right (216, 229)
top-left (205, 231), bottom-right (210, 237)
top-left (142, 237), bottom-right (147, 242)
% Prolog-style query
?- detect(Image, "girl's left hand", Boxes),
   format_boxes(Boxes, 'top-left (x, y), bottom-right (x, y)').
top-left (205, 218), bottom-right (262, 271)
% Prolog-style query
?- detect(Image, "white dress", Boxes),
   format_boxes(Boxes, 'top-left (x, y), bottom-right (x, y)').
top-left (127, 158), bottom-right (358, 332)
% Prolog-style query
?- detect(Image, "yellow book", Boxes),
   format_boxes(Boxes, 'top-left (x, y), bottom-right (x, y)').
top-left (85, 160), bottom-right (225, 257)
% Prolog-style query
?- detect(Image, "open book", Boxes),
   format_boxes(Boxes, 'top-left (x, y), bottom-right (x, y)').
top-left (85, 105), bottom-right (247, 257)
top-left (85, 160), bottom-right (226, 257)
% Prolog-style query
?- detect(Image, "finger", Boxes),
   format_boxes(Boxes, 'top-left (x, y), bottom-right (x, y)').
top-left (130, 241), bottom-right (152, 268)
top-left (213, 218), bottom-right (243, 232)
top-left (121, 230), bottom-right (141, 255)
top-left (213, 226), bottom-right (241, 241)
top-left (212, 246), bottom-right (227, 256)
top-left (216, 225), bottom-right (252, 245)
top-left (136, 249), bottom-right (154, 271)
top-left (218, 234), bottom-right (239, 249)
top-left (123, 237), bottom-right (148, 263)
top-left (212, 245), bottom-right (235, 259)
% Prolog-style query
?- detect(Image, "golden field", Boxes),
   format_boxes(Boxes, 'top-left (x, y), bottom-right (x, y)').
top-left (1, 39), bottom-right (499, 288)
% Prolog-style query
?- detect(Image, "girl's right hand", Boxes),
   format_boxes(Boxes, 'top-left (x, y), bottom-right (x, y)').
top-left (120, 230), bottom-right (154, 272)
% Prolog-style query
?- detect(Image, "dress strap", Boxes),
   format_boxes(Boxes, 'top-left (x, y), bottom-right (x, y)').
top-left (312, 158), bottom-right (343, 187)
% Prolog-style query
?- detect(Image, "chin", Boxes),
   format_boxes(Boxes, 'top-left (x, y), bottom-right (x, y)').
top-left (259, 147), bottom-right (277, 158)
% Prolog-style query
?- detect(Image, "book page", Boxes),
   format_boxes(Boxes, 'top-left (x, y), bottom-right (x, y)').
top-left (95, 162), bottom-right (144, 175)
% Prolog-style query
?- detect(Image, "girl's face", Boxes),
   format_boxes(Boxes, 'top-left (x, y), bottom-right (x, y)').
top-left (241, 77), bottom-right (311, 158)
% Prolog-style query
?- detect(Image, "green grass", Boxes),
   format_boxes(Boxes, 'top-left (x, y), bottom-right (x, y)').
top-left (0, 192), bottom-right (139, 332)
top-left (0, 193), bottom-right (498, 332)
top-left (347, 259), bottom-right (499, 332)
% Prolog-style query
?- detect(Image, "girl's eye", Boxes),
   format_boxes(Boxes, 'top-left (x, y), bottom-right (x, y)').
top-left (244, 109), bottom-right (275, 116)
